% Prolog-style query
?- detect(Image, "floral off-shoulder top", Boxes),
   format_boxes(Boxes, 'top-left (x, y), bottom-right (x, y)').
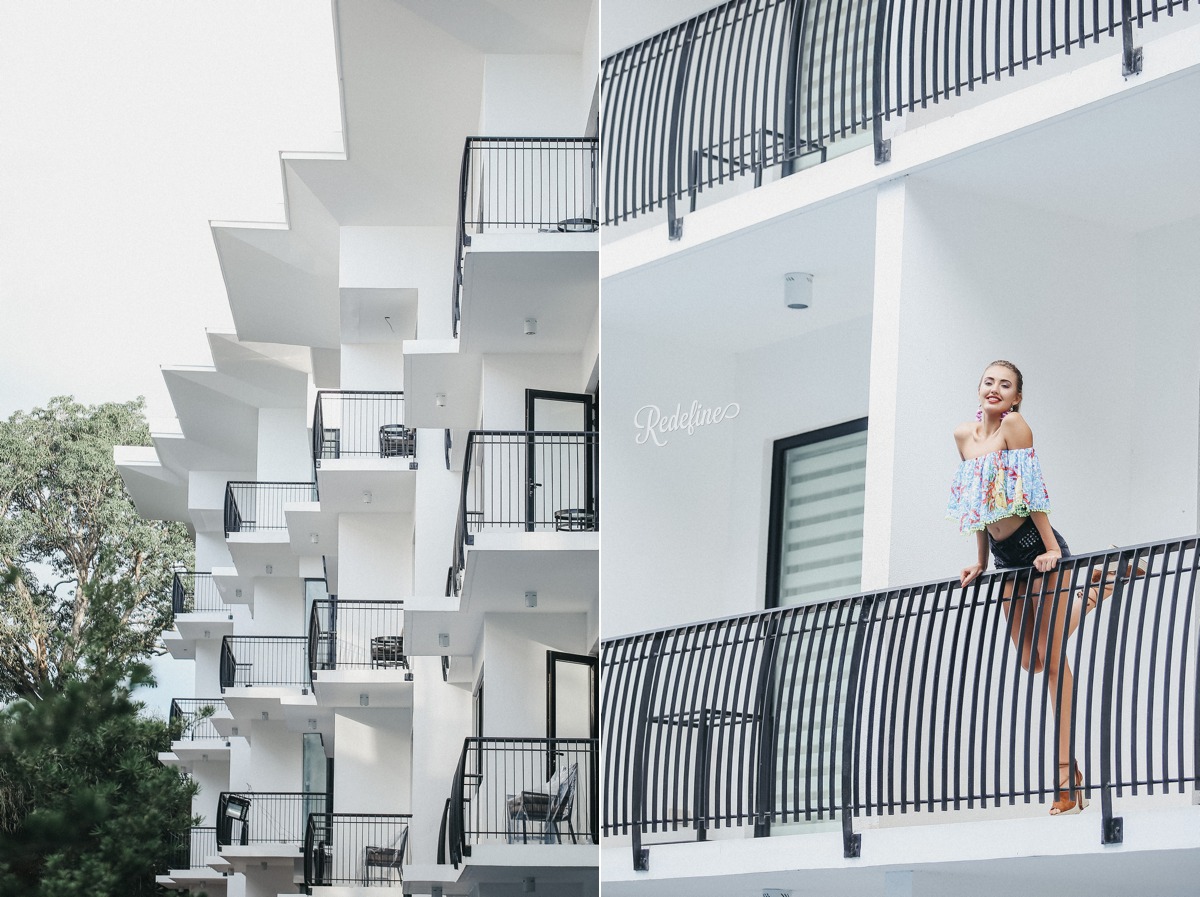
top-left (946, 447), bottom-right (1051, 534)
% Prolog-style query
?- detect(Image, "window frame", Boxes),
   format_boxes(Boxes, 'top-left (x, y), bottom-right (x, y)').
top-left (764, 416), bottom-right (869, 609)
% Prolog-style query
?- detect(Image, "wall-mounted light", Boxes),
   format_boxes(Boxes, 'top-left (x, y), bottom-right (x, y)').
top-left (435, 393), bottom-right (446, 407)
top-left (203, 630), bottom-right (211, 640)
top-left (235, 588), bottom-right (243, 599)
top-left (525, 590), bottom-right (538, 608)
top-left (265, 565), bottom-right (273, 575)
top-left (438, 633), bottom-right (450, 648)
top-left (308, 719), bottom-right (318, 731)
top-left (362, 491), bottom-right (372, 504)
top-left (784, 271), bottom-right (813, 309)
top-left (260, 711), bottom-right (269, 721)
top-left (359, 693), bottom-right (369, 707)
top-left (310, 532), bottom-right (319, 544)
top-left (524, 317), bottom-right (538, 336)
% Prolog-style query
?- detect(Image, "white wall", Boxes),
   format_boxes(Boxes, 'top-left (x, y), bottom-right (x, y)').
top-left (480, 55), bottom-right (585, 135)
top-left (188, 755), bottom-right (231, 826)
top-left (256, 406), bottom-right (311, 481)
top-left (340, 226), bottom-right (455, 342)
top-left (412, 429), bottom-right (461, 597)
top-left (230, 719), bottom-right (303, 792)
top-left (409, 655), bottom-right (473, 865)
top-left (245, 577), bottom-right (304, 635)
top-left (481, 613), bottom-right (589, 737)
top-left (341, 342), bottom-right (405, 388)
top-left (195, 530), bottom-right (233, 569)
top-left (337, 513), bottom-right (412, 600)
top-left (480, 354), bottom-right (584, 429)
top-left (333, 708), bottom-right (411, 812)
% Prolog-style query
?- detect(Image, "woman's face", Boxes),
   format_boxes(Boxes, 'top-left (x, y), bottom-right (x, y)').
top-left (978, 365), bottom-right (1021, 413)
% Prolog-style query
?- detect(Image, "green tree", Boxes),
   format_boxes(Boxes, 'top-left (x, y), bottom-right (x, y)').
top-left (0, 396), bottom-right (192, 700)
top-left (0, 658), bottom-right (200, 897)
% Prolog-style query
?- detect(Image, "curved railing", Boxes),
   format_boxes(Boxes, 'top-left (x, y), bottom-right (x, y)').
top-left (304, 813), bottom-right (412, 887)
top-left (219, 635), bottom-right (310, 691)
top-left (223, 481), bottom-right (316, 536)
top-left (169, 698), bottom-right (226, 741)
top-left (603, 536), bottom-right (1200, 867)
top-left (312, 390), bottom-right (410, 476)
top-left (308, 599), bottom-right (408, 673)
top-left (171, 571), bottom-right (224, 615)
top-left (602, 0), bottom-right (1188, 233)
top-left (216, 792), bottom-right (327, 847)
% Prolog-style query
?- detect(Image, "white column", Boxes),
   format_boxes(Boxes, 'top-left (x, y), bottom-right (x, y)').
top-left (861, 178), bottom-right (908, 590)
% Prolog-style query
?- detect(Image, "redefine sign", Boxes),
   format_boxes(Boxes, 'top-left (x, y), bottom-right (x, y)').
top-left (633, 401), bottom-right (740, 446)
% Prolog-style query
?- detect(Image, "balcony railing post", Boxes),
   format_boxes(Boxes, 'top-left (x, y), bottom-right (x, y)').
top-left (630, 632), bottom-right (665, 871)
top-left (1120, 0), bottom-right (1144, 76)
top-left (839, 594), bottom-right (876, 858)
top-left (871, 0), bottom-right (892, 164)
top-left (665, 21), bottom-right (698, 241)
top-left (752, 616), bottom-right (782, 837)
top-left (1098, 549), bottom-right (1136, 844)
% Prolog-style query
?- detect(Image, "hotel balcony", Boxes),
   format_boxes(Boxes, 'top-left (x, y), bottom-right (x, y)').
top-left (218, 635), bottom-right (313, 733)
top-left (405, 137), bottom-right (599, 431)
top-left (601, 537), bottom-right (1200, 891)
top-left (158, 826), bottom-right (226, 894)
top-left (308, 598), bottom-right (414, 708)
top-left (159, 698), bottom-right (234, 769)
top-left (216, 791), bottom-right (327, 872)
top-left (303, 813), bottom-right (412, 890)
top-left (405, 431), bottom-right (599, 671)
top-left (447, 738), bottom-right (598, 866)
top-left (223, 480), bottom-right (320, 582)
top-left (312, 390), bottom-right (417, 514)
top-left (163, 571), bottom-right (239, 661)
top-left (601, 0), bottom-right (1197, 241)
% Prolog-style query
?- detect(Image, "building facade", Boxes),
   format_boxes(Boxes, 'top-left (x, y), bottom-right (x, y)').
top-left (599, 1), bottom-right (1200, 895)
top-left (116, 3), bottom-right (599, 896)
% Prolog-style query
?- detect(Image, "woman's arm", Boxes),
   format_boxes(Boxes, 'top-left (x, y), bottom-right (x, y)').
top-left (961, 529), bottom-right (989, 586)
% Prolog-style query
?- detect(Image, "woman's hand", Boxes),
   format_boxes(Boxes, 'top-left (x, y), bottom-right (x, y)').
top-left (960, 563), bottom-right (984, 587)
top-left (1034, 549), bottom-right (1062, 573)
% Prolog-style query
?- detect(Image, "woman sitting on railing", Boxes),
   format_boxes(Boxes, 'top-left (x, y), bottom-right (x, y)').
top-left (947, 360), bottom-right (1136, 817)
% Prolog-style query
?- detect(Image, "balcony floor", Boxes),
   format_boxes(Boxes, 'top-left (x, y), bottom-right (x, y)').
top-left (602, 800), bottom-right (1200, 897)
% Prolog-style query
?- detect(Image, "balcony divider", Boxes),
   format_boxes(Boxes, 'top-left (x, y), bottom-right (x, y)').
top-left (224, 481), bottom-right (316, 537)
top-left (169, 698), bottom-right (227, 741)
top-left (304, 813), bottom-right (412, 887)
top-left (308, 599), bottom-right (408, 674)
top-left (449, 430), bottom-right (599, 597)
top-left (216, 792), bottom-right (327, 847)
top-left (452, 137), bottom-right (599, 336)
top-left (447, 737), bottom-right (598, 867)
top-left (172, 571), bottom-right (225, 615)
top-left (602, 0), bottom-right (1187, 231)
top-left (603, 536), bottom-right (1200, 866)
top-left (219, 636), bottom-right (310, 691)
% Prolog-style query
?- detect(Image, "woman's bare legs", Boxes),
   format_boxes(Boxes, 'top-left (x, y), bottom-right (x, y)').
top-left (1002, 570), bottom-right (1087, 812)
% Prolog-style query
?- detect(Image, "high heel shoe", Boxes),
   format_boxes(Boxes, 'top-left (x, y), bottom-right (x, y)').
top-left (1077, 548), bottom-right (1150, 613)
top-left (1049, 761), bottom-right (1087, 815)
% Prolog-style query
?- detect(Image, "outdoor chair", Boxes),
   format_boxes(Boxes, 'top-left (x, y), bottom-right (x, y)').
top-left (505, 762), bottom-right (578, 844)
top-left (378, 424), bottom-right (414, 458)
top-left (363, 825), bottom-right (408, 884)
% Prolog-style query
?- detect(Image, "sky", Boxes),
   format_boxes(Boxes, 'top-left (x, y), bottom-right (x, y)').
top-left (0, 1), bottom-right (343, 714)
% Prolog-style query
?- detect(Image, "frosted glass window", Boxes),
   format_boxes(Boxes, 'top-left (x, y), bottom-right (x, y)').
top-left (769, 420), bottom-right (868, 607)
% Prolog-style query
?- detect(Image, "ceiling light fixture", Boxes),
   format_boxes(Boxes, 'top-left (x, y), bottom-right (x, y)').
top-left (525, 590), bottom-right (538, 608)
top-left (362, 491), bottom-right (372, 504)
top-left (438, 633), bottom-right (450, 648)
top-left (310, 532), bottom-right (319, 544)
top-left (435, 393), bottom-right (446, 407)
top-left (784, 272), bottom-right (813, 310)
top-left (524, 317), bottom-right (538, 336)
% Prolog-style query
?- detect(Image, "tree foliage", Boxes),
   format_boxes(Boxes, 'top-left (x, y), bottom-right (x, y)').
top-left (0, 396), bottom-right (192, 700)
top-left (0, 661), bottom-right (200, 897)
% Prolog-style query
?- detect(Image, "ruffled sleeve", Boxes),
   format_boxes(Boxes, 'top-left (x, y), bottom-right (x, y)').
top-left (946, 447), bottom-right (1051, 534)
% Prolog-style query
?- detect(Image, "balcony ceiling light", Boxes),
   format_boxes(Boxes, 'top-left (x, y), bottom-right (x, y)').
top-left (525, 590), bottom-right (537, 608)
top-left (265, 565), bottom-right (273, 575)
top-left (785, 272), bottom-right (813, 310)
top-left (524, 317), bottom-right (538, 336)
top-left (359, 693), bottom-right (369, 707)
top-left (435, 393), bottom-right (446, 407)
top-left (362, 491), bottom-right (372, 504)
top-left (438, 633), bottom-right (450, 648)
top-left (310, 532), bottom-right (319, 544)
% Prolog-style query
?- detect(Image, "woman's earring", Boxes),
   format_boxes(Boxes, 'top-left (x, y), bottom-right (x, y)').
top-left (975, 405), bottom-right (983, 422)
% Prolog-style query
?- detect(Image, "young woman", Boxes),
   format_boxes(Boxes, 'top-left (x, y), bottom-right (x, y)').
top-left (946, 360), bottom-right (1102, 816)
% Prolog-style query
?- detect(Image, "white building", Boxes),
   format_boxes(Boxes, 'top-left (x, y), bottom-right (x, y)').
top-left (599, 1), bottom-right (1200, 895)
top-left (116, 3), bottom-right (599, 896)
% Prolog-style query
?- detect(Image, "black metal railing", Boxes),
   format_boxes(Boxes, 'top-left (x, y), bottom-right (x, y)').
top-left (312, 391), bottom-right (411, 472)
top-left (449, 431), bottom-right (599, 597)
top-left (167, 826), bottom-right (218, 870)
top-left (309, 599), bottom-right (408, 673)
top-left (452, 137), bottom-right (598, 336)
top-left (219, 636), bottom-right (310, 691)
top-left (603, 0), bottom-right (1189, 234)
top-left (216, 792), bottom-right (327, 847)
top-left (224, 481), bottom-right (316, 536)
top-left (169, 698), bottom-right (226, 741)
top-left (448, 738), bottom-right (597, 866)
top-left (304, 813), bottom-right (412, 887)
top-left (603, 537), bottom-right (1200, 866)
top-left (172, 570), bottom-right (225, 615)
